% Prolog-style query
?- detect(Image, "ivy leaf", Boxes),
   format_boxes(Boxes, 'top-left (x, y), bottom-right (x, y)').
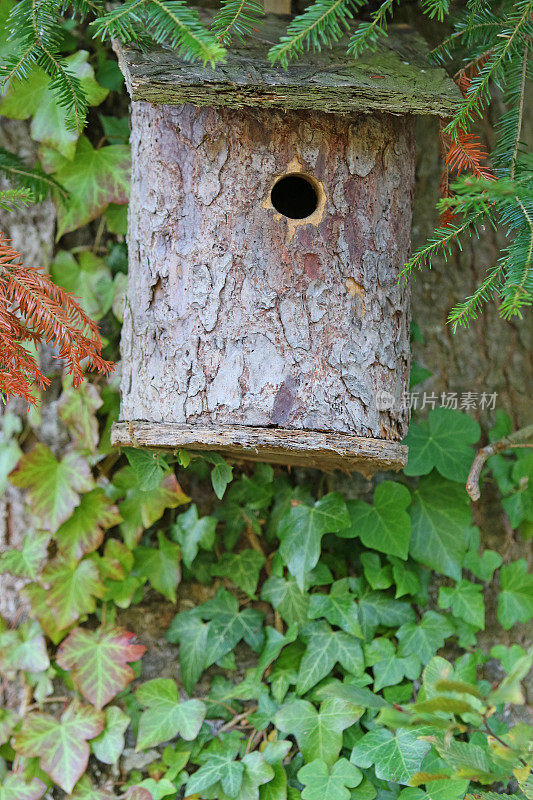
top-left (10, 444), bottom-right (93, 530)
top-left (202, 452), bottom-right (234, 499)
top-left (0, 708), bottom-right (18, 746)
top-left (170, 505), bottom-right (217, 567)
top-left (463, 549), bottom-right (502, 582)
top-left (409, 476), bottom-right (472, 580)
top-left (40, 136), bottom-right (130, 238)
top-left (350, 728), bottom-right (430, 785)
top-left (278, 493), bottom-right (350, 589)
top-left (13, 702), bottom-right (105, 793)
top-left (298, 758), bottom-right (362, 800)
top-left (124, 788), bottom-right (153, 800)
top-left (260, 741), bottom-right (291, 800)
top-left (51, 250), bottom-right (115, 322)
top-left (124, 449), bottom-right (169, 491)
top-left (0, 51), bottom-right (108, 159)
top-left (115, 467), bottom-right (190, 548)
top-left (341, 482), bottom-right (411, 559)
top-left (216, 750), bottom-right (275, 800)
top-left (0, 774), bottom-right (46, 800)
top-left (91, 706), bottom-right (130, 764)
top-left (397, 611), bottom-right (455, 666)
top-left (134, 531), bottom-right (181, 602)
top-left (497, 560), bottom-right (533, 629)
top-left (136, 678), bottom-right (206, 750)
top-left (166, 609), bottom-right (210, 693)
top-left (212, 550), bottom-right (265, 597)
top-left (355, 587), bottom-right (415, 641)
top-left (0, 531), bottom-right (50, 579)
top-left (360, 552), bottom-right (393, 590)
top-left (364, 637), bottom-right (420, 691)
top-left (67, 775), bottom-right (116, 799)
top-left (296, 621), bottom-right (364, 694)
top-left (57, 626), bottom-right (146, 708)
top-left (0, 619), bottom-right (49, 673)
top-left (438, 580), bottom-right (485, 629)
top-left (55, 489), bottom-right (121, 562)
top-left (186, 749), bottom-right (244, 798)
top-left (41, 557), bottom-right (105, 630)
top-left (58, 377), bottom-right (103, 453)
top-left (308, 584), bottom-right (362, 637)
top-left (201, 588), bottom-right (265, 667)
top-left (261, 575), bottom-right (310, 626)
top-left (404, 408), bottom-right (480, 482)
top-left (0, 440), bottom-right (21, 495)
top-left (275, 698), bottom-right (361, 766)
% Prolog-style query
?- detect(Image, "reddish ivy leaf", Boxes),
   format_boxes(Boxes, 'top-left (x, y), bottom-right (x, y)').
top-left (42, 557), bottom-right (106, 630)
top-left (67, 774), bottom-right (116, 798)
top-left (0, 773), bottom-right (46, 800)
top-left (57, 626), bottom-right (146, 709)
top-left (56, 489), bottom-right (122, 562)
top-left (13, 702), bottom-right (105, 794)
top-left (9, 445), bottom-right (93, 530)
top-left (22, 582), bottom-right (68, 644)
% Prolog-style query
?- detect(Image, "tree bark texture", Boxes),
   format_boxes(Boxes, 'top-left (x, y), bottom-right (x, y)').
top-left (118, 102), bottom-right (415, 470)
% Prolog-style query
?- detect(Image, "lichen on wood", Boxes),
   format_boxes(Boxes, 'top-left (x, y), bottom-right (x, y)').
top-left (114, 14), bottom-right (460, 116)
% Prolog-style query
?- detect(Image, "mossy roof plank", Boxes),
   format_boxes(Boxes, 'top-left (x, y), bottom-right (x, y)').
top-left (115, 14), bottom-right (460, 115)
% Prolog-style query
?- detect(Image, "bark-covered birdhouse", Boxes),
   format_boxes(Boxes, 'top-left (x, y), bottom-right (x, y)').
top-left (111, 16), bottom-right (459, 474)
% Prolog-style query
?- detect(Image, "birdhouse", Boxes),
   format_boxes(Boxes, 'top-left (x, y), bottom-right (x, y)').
top-left (110, 16), bottom-right (459, 475)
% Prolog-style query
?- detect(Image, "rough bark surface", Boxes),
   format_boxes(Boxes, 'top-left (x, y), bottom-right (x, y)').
top-left (119, 102), bottom-right (415, 467)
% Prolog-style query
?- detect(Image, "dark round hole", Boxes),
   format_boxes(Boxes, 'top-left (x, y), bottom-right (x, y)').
top-left (270, 174), bottom-right (319, 220)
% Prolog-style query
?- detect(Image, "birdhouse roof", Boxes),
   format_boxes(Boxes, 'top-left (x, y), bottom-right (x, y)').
top-left (115, 12), bottom-right (460, 116)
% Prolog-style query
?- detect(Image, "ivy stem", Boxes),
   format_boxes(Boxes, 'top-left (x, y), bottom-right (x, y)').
top-left (483, 718), bottom-right (528, 767)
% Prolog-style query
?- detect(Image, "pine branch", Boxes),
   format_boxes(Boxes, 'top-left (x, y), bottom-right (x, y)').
top-left (211, 0), bottom-right (264, 45)
top-left (448, 263), bottom-right (504, 330)
top-left (268, 0), bottom-right (362, 67)
top-left (347, 0), bottom-right (398, 57)
top-left (400, 210), bottom-right (485, 277)
top-left (0, 188), bottom-right (35, 212)
top-left (420, 0), bottom-right (449, 22)
top-left (0, 148), bottom-right (67, 203)
top-left (92, 0), bottom-right (226, 65)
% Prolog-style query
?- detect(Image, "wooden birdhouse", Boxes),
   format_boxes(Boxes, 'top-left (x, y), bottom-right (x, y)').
top-left (110, 16), bottom-right (459, 474)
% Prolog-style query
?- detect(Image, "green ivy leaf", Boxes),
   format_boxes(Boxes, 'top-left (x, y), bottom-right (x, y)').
top-left (57, 625), bottom-right (146, 708)
top-left (91, 705), bottom-right (130, 764)
top-left (115, 467), bottom-right (190, 548)
top-left (404, 408), bottom-right (480, 482)
top-left (0, 439), bottom-right (21, 495)
top-left (204, 588), bottom-right (265, 665)
top-left (0, 531), bottom-right (50, 579)
top-left (261, 575), bottom-right (310, 626)
top-left (409, 476), bottom-right (472, 580)
top-left (278, 493), bottom-right (350, 589)
top-left (134, 531), bottom-right (181, 602)
top-left (212, 549), bottom-right (265, 597)
top-left (259, 740), bottom-right (291, 800)
top-left (296, 621), bottom-right (364, 694)
top-left (308, 583), bottom-right (362, 637)
top-left (0, 51), bottom-right (108, 158)
top-left (497, 560), bottom-right (533, 629)
top-left (203, 452), bottom-right (234, 499)
top-left (166, 609), bottom-right (209, 693)
top-left (218, 751), bottom-right (275, 800)
top-left (341, 482), bottom-right (411, 559)
top-left (50, 251), bottom-right (115, 323)
top-left (13, 702), bottom-right (105, 793)
top-left (350, 728), bottom-right (430, 785)
top-left (275, 698), bottom-right (361, 766)
top-left (10, 444), bottom-right (93, 530)
top-left (364, 637), bottom-right (420, 691)
top-left (355, 587), bottom-right (415, 641)
top-left (463, 549), bottom-right (502, 582)
top-left (124, 449), bottom-right (169, 491)
top-left (58, 376), bottom-right (103, 452)
top-left (55, 488), bottom-right (121, 562)
top-left (136, 678), bottom-right (206, 750)
top-left (298, 758), bottom-right (362, 800)
top-left (360, 552), bottom-right (394, 590)
top-left (170, 505), bottom-right (217, 567)
top-left (67, 775), bottom-right (116, 799)
top-left (186, 742), bottom-right (244, 798)
top-left (40, 135), bottom-right (130, 238)
top-left (41, 557), bottom-right (105, 630)
top-left (438, 580), bottom-right (485, 629)
top-left (0, 619), bottom-right (49, 673)
top-left (0, 774), bottom-right (46, 800)
top-left (397, 611), bottom-right (455, 666)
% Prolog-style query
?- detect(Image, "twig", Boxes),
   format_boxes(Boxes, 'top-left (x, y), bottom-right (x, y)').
top-left (466, 423), bottom-right (533, 501)
top-left (217, 706), bottom-right (257, 733)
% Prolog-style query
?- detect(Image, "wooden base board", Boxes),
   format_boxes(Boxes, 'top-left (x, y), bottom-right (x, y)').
top-left (111, 422), bottom-right (408, 476)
